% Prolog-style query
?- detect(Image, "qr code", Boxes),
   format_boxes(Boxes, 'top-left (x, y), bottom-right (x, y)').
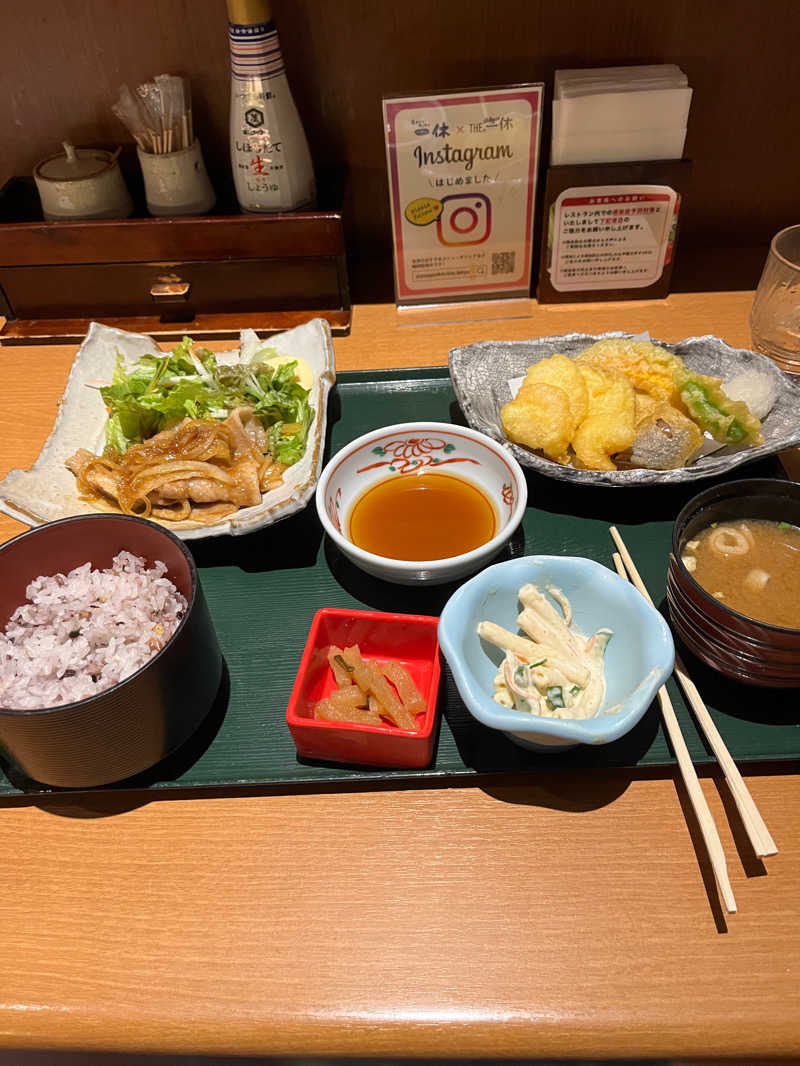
top-left (491, 251), bottom-right (515, 275)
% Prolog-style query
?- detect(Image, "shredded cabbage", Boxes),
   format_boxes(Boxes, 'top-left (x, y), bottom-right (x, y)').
top-left (100, 336), bottom-right (313, 466)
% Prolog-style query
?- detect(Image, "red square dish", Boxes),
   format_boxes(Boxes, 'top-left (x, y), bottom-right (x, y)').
top-left (286, 608), bottom-right (441, 768)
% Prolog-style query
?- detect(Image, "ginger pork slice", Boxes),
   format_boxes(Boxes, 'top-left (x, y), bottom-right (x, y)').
top-left (65, 449), bottom-right (121, 502)
top-left (156, 477), bottom-right (232, 504)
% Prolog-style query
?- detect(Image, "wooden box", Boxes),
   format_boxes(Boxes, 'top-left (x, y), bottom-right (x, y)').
top-left (0, 178), bottom-right (351, 343)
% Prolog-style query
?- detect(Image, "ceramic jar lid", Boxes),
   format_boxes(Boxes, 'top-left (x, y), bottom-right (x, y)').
top-left (35, 143), bottom-right (117, 183)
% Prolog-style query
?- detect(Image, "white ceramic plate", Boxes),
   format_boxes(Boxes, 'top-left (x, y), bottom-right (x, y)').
top-left (0, 318), bottom-right (336, 539)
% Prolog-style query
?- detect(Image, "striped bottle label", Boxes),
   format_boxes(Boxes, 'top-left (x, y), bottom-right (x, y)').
top-left (229, 20), bottom-right (286, 81)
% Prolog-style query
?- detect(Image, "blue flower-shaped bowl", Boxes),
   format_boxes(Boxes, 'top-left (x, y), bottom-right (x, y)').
top-left (438, 556), bottom-right (674, 750)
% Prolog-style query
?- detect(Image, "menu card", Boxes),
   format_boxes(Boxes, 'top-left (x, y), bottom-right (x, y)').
top-left (383, 85), bottom-right (543, 306)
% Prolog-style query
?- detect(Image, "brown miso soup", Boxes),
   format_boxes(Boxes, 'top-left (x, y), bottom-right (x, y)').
top-left (348, 472), bottom-right (497, 561)
top-left (682, 519), bottom-right (800, 628)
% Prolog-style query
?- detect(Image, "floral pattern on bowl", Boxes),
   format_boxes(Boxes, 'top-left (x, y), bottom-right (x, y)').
top-left (315, 422), bottom-right (528, 585)
top-left (357, 435), bottom-right (478, 474)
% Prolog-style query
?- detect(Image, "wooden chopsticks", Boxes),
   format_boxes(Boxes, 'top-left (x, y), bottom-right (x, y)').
top-left (609, 527), bottom-right (777, 864)
top-left (609, 541), bottom-right (736, 914)
top-left (672, 658), bottom-right (777, 857)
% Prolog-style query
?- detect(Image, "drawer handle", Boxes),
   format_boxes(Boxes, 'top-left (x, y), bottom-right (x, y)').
top-left (150, 275), bottom-right (191, 301)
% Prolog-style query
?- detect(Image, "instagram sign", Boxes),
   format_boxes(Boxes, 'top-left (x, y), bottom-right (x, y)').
top-left (436, 193), bottom-right (492, 246)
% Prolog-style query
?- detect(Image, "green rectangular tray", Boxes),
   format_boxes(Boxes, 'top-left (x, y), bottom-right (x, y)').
top-left (2, 367), bottom-right (798, 796)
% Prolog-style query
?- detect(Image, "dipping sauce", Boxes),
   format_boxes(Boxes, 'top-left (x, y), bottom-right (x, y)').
top-left (348, 472), bottom-right (497, 561)
top-left (682, 518), bottom-right (800, 628)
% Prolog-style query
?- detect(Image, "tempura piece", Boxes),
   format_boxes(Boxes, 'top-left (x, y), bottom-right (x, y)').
top-left (501, 353), bottom-right (592, 464)
top-left (633, 392), bottom-right (659, 428)
top-left (576, 338), bottom-right (682, 405)
top-left (523, 353), bottom-right (589, 424)
top-left (627, 402), bottom-right (704, 470)
top-left (501, 383), bottom-right (575, 464)
top-left (572, 366), bottom-right (636, 471)
top-left (675, 368), bottom-right (763, 445)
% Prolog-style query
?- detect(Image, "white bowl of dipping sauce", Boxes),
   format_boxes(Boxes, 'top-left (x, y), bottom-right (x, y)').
top-left (315, 422), bottom-right (528, 584)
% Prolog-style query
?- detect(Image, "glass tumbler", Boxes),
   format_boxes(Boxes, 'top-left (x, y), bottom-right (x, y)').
top-left (750, 224), bottom-right (800, 373)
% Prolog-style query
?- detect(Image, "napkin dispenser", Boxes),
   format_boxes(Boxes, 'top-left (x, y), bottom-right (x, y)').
top-left (551, 65), bottom-right (692, 166)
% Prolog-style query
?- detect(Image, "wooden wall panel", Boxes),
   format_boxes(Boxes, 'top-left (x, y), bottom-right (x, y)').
top-left (1, 0), bottom-right (798, 299)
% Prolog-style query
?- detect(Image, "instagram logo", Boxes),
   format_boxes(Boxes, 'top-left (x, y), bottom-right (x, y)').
top-left (436, 193), bottom-right (492, 246)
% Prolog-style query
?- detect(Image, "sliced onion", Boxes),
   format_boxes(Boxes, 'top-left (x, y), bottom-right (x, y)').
top-left (151, 500), bottom-right (191, 521)
top-left (130, 461), bottom-right (234, 489)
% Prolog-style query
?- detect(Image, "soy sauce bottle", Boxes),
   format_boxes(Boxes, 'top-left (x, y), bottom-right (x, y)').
top-left (227, 0), bottom-right (315, 212)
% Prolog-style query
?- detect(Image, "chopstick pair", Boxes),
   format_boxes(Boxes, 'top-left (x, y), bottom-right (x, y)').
top-left (609, 526), bottom-right (778, 915)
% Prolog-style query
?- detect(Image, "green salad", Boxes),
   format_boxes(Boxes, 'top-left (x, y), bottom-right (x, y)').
top-left (100, 336), bottom-right (314, 467)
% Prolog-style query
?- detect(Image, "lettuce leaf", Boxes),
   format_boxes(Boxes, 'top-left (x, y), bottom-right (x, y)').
top-left (99, 339), bottom-right (313, 467)
top-left (268, 399), bottom-right (314, 466)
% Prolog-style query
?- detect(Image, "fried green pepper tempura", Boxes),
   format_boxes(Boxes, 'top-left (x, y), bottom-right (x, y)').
top-left (674, 368), bottom-right (763, 445)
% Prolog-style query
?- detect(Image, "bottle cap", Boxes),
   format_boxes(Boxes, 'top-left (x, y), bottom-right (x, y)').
top-left (227, 0), bottom-right (271, 24)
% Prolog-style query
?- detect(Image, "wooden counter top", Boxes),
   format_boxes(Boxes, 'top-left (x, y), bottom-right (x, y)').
top-left (1, 294), bottom-right (799, 1059)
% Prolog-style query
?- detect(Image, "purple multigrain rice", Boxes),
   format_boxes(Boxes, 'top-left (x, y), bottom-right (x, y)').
top-left (0, 551), bottom-right (187, 710)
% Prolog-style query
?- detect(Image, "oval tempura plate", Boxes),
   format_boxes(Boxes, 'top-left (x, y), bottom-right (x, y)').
top-left (449, 332), bottom-right (800, 487)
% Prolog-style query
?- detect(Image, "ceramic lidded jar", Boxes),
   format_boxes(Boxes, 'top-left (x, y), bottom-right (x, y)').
top-left (33, 142), bottom-right (133, 221)
top-left (136, 139), bottom-right (216, 216)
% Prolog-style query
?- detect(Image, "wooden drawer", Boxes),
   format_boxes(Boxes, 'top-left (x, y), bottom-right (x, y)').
top-left (0, 178), bottom-right (351, 342)
top-left (1, 258), bottom-right (344, 319)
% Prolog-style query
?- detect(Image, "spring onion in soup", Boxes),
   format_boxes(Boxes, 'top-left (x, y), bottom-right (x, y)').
top-left (681, 519), bottom-right (800, 629)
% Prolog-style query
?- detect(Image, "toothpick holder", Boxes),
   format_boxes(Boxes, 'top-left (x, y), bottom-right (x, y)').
top-left (137, 140), bottom-right (216, 217)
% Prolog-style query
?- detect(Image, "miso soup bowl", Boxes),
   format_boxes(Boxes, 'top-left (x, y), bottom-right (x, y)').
top-left (315, 422), bottom-right (528, 584)
top-left (668, 478), bottom-right (800, 688)
top-left (0, 514), bottom-right (224, 788)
